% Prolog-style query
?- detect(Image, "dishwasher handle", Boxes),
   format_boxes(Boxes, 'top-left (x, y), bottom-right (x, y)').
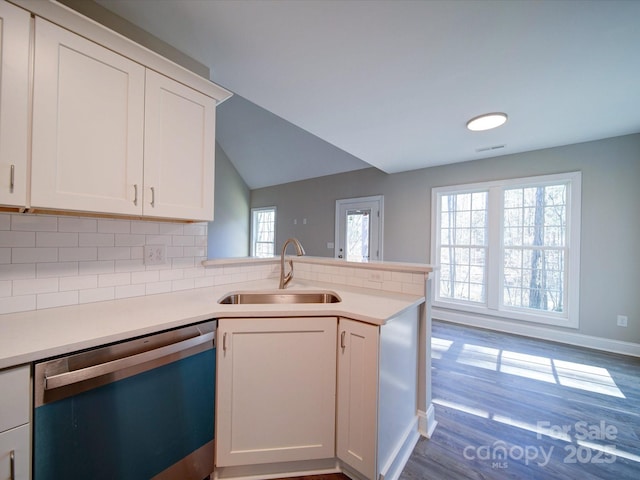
top-left (44, 331), bottom-right (215, 391)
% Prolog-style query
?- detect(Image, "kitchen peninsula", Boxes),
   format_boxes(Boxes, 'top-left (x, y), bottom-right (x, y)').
top-left (0, 256), bottom-right (434, 480)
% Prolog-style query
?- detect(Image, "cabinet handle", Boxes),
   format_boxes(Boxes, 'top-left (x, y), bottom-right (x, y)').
top-left (9, 165), bottom-right (15, 193)
top-left (10, 450), bottom-right (15, 480)
top-left (150, 186), bottom-right (155, 207)
top-left (44, 332), bottom-right (214, 390)
top-left (133, 184), bottom-right (138, 206)
top-left (340, 331), bottom-right (346, 349)
top-left (223, 332), bottom-right (228, 351)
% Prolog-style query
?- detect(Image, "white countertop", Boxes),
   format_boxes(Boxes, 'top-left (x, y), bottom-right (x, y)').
top-left (0, 278), bottom-right (424, 370)
top-left (203, 255), bottom-right (436, 274)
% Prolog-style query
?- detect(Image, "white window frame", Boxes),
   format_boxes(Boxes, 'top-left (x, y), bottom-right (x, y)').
top-left (251, 206), bottom-right (277, 258)
top-left (431, 172), bottom-right (581, 328)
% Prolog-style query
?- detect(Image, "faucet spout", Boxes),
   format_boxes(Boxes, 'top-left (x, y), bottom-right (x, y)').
top-left (279, 238), bottom-right (305, 289)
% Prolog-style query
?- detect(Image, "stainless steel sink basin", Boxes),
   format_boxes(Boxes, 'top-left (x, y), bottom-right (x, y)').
top-left (218, 291), bottom-right (341, 305)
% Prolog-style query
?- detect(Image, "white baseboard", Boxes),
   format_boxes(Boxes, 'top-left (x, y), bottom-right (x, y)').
top-left (418, 403), bottom-right (438, 439)
top-left (379, 418), bottom-right (420, 480)
top-left (213, 458), bottom-right (339, 480)
top-left (434, 308), bottom-right (640, 357)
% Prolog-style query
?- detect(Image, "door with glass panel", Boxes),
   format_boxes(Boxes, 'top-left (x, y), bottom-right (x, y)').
top-left (335, 196), bottom-right (383, 262)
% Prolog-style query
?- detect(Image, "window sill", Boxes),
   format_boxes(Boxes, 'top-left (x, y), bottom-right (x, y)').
top-left (432, 300), bottom-right (579, 329)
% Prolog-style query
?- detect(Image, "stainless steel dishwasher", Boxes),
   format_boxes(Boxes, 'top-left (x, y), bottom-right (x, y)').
top-left (33, 320), bottom-right (216, 480)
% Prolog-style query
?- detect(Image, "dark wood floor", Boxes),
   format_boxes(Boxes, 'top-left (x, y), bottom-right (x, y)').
top-left (277, 476), bottom-right (348, 480)
top-left (278, 321), bottom-right (640, 479)
top-left (400, 320), bottom-right (640, 479)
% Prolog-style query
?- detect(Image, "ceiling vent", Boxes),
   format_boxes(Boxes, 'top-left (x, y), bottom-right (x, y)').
top-left (476, 144), bottom-right (506, 153)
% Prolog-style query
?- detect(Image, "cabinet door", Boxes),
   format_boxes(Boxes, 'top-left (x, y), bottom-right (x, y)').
top-left (0, 1), bottom-right (30, 208)
top-left (0, 365), bottom-right (30, 433)
top-left (0, 424), bottom-right (30, 480)
top-left (31, 18), bottom-right (145, 216)
top-left (216, 317), bottom-right (337, 467)
top-left (143, 70), bottom-right (215, 221)
top-left (337, 318), bottom-right (379, 480)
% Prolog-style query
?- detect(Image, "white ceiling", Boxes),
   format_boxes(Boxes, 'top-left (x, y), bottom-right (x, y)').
top-left (95, 0), bottom-right (640, 188)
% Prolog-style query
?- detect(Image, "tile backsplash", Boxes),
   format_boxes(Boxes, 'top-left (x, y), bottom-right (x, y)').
top-left (294, 260), bottom-right (427, 296)
top-left (1, 212), bottom-right (430, 316)
top-left (0, 213), bottom-right (215, 314)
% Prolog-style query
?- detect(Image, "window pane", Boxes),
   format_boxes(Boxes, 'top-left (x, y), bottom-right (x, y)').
top-left (346, 209), bottom-right (370, 262)
top-left (471, 228), bottom-right (485, 245)
top-left (455, 210), bottom-right (471, 229)
top-left (472, 192), bottom-right (487, 210)
top-left (437, 191), bottom-right (488, 303)
top-left (504, 226), bottom-right (522, 246)
top-left (455, 228), bottom-right (471, 245)
top-left (504, 208), bottom-right (521, 228)
top-left (503, 249), bottom-right (565, 312)
top-left (504, 189), bottom-right (522, 208)
top-left (441, 228), bottom-right (451, 245)
top-left (502, 183), bottom-right (568, 313)
top-left (469, 283), bottom-right (485, 303)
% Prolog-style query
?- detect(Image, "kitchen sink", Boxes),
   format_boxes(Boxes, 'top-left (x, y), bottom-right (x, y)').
top-left (218, 291), bottom-right (341, 305)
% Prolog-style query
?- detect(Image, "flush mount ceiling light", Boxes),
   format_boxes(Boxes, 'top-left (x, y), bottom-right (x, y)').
top-left (466, 112), bottom-right (508, 131)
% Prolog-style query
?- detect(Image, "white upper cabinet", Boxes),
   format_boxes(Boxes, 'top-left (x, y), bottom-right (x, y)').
top-left (0, 1), bottom-right (30, 208)
top-left (31, 17), bottom-right (145, 216)
top-left (25, 5), bottom-right (229, 221)
top-left (143, 70), bottom-right (215, 221)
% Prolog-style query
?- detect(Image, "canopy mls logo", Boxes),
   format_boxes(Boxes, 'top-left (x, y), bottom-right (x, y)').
top-left (462, 420), bottom-right (619, 469)
top-left (463, 441), bottom-right (554, 468)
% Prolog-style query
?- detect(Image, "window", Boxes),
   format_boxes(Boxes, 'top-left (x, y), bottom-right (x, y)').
top-left (432, 172), bottom-right (581, 328)
top-left (346, 209), bottom-right (371, 261)
top-left (438, 191), bottom-right (488, 304)
top-left (251, 207), bottom-right (276, 257)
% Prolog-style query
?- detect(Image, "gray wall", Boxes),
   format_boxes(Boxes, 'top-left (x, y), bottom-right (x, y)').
top-left (207, 144), bottom-right (250, 258)
top-left (252, 134), bottom-right (640, 344)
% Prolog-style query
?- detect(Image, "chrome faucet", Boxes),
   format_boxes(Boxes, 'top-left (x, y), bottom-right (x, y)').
top-left (279, 238), bottom-right (305, 289)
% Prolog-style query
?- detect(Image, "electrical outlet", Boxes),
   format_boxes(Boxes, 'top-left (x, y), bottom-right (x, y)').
top-left (144, 245), bottom-right (166, 265)
top-left (617, 315), bottom-right (628, 327)
top-left (368, 271), bottom-right (383, 282)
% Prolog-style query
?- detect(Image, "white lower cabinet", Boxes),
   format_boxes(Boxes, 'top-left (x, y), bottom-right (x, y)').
top-left (336, 318), bottom-right (379, 480)
top-left (0, 365), bottom-right (31, 480)
top-left (0, 425), bottom-right (30, 480)
top-left (215, 309), bottom-right (419, 480)
top-left (337, 309), bottom-right (420, 480)
top-left (216, 317), bottom-right (337, 468)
